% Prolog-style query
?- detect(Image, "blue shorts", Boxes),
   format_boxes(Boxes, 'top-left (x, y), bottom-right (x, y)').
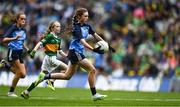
top-left (67, 49), bottom-right (85, 64)
top-left (7, 49), bottom-right (24, 63)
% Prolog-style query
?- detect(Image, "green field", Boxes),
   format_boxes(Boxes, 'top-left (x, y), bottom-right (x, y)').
top-left (0, 86), bottom-right (180, 106)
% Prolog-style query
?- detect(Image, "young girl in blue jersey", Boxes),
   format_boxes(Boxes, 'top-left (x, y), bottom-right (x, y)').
top-left (0, 12), bottom-right (29, 97)
top-left (42, 8), bottom-right (115, 101)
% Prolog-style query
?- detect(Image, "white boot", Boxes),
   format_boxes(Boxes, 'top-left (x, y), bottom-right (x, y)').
top-left (92, 93), bottom-right (107, 101)
top-left (7, 92), bottom-right (18, 97)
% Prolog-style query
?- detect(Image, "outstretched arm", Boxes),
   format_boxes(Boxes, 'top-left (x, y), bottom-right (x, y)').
top-left (92, 33), bottom-right (103, 41)
top-left (29, 42), bottom-right (42, 58)
top-left (3, 35), bottom-right (21, 43)
top-left (23, 43), bottom-right (29, 51)
top-left (80, 39), bottom-right (93, 51)
top-left (33, 42), bottom-right (42, 51)
top-left (80, 39), bottom-right (104, 54)
top-left (59, 50), bottom-right (67, 58)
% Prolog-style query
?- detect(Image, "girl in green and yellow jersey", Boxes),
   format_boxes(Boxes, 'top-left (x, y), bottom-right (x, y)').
top-left (21, 21), bottom-right (67, 99)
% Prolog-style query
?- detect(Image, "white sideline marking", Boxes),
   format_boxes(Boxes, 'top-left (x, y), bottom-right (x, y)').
top-left (108, 98), bottom-right (180, 102)
top-left (0, 96), bottom-right (56, 100)
top-left (0, 96), bottom-right (180, 102)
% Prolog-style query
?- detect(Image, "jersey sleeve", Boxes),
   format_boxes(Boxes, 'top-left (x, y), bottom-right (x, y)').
top-left (72, 25), bottom-right (83, 40)
top-left (4, 25), bottom-right (15, 37)
top-left (58, 38), bottom-right (61, 50)
top-left (58, 43), bottom-right (61, 50)
top-left (41, 34), bottom-right (53, 45)
top-left (88, 25), bottom-right (95, 35)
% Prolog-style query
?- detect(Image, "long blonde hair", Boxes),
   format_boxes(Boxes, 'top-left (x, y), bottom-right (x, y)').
top-left (44, 21), bottom-right (58, 36)
top-left (40, 21), bottom-right (58, 40)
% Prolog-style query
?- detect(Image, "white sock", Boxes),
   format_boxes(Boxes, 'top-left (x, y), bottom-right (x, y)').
top-left (24, 90), bottom-right (29, 94)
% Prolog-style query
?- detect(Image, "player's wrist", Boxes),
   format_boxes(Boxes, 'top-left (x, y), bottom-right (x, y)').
top-left (93, 46), bottom-right (104, 54)
top-left (29, 50), bottom-right (36, 59)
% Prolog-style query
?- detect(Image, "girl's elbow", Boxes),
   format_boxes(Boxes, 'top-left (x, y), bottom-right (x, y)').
top-left (2, 39), bottom-right (7, 43)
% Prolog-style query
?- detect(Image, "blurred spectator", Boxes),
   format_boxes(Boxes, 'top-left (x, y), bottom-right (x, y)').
top-left (0, 0), bottom-right (179, 80)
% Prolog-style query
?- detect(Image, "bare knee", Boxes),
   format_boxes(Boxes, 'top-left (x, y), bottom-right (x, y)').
top-left (14, 64), bottom-right (26, 78)
top-left (20, 73), bottom-right (26, 78)
top-left (64, 75), bottom-right (71, 80)
top-left (90, 68), bottom-right (96, 74)
top-left (20, 74), bottom-right (26, 78)
top-left (17, 71), bottom-right (26, 78)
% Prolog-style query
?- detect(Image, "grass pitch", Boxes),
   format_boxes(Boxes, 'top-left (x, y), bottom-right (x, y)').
top-left (0, 86), bottom-right (180, 106)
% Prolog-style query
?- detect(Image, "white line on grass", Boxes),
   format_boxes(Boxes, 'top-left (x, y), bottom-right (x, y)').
top-left (108, 98), bottom-right (180, 102)
top-left (0, 96), bottom-right (180, 102)
top-left (0, 96), bottom-right (56, 100)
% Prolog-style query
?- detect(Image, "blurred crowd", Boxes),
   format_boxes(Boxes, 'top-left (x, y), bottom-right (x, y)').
top-left (0, 0), bottom-right (179, 78)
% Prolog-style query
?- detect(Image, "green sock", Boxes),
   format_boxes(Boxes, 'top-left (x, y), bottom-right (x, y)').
top-left (27, 82), bottom-right (36, 92)
top-left (37, 71), bottom-right (46, 80)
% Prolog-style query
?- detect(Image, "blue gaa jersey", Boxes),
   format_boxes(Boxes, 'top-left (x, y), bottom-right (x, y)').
top-left (69, 23), bottom-right (95, 53)
top-left (4, 24), bottom-right (26, 50)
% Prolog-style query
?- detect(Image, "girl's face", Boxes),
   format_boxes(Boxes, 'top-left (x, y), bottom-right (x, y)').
top-left (17, 14), bottom-right (26, 27)
top-left (78, 12), bottom-right (89, 23)
top-left (52, 22), bottom-right (61, 34)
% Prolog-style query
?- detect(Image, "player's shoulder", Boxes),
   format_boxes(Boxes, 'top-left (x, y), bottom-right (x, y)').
top-left (73, 23), bottom-right (81, 31)
top-left (22, 27), bottom-right (26, 32)
top-left (8, 24), bottom-right (17, 30)
top-left (83, 23), bottom-right (90, 26)
top-left (84, 23), bottom-right (93, 29)
top-left (4, 24), bottom-right (17, 37)
top-left (74, 23), bottom-right (90, 27)
top-left (42, 34), bottom-right (53, 41)
top-left (47, 34), bottom-right (54, 38)
top-left (73, 23), bottom-right (92, 32)
top-left (10, 24), bottom-right (26, 31)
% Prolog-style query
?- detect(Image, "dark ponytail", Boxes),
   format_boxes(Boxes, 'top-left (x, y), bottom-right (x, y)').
top-left (72, 15), bottom-right (78, 26)
top-left (60, 8), bottom-right (88, 35)
top-left (72, 8), bottom-right (87, 25)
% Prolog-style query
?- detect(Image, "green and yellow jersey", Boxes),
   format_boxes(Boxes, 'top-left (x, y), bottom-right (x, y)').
top-left (41, 34), bottom-right (61, 56)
